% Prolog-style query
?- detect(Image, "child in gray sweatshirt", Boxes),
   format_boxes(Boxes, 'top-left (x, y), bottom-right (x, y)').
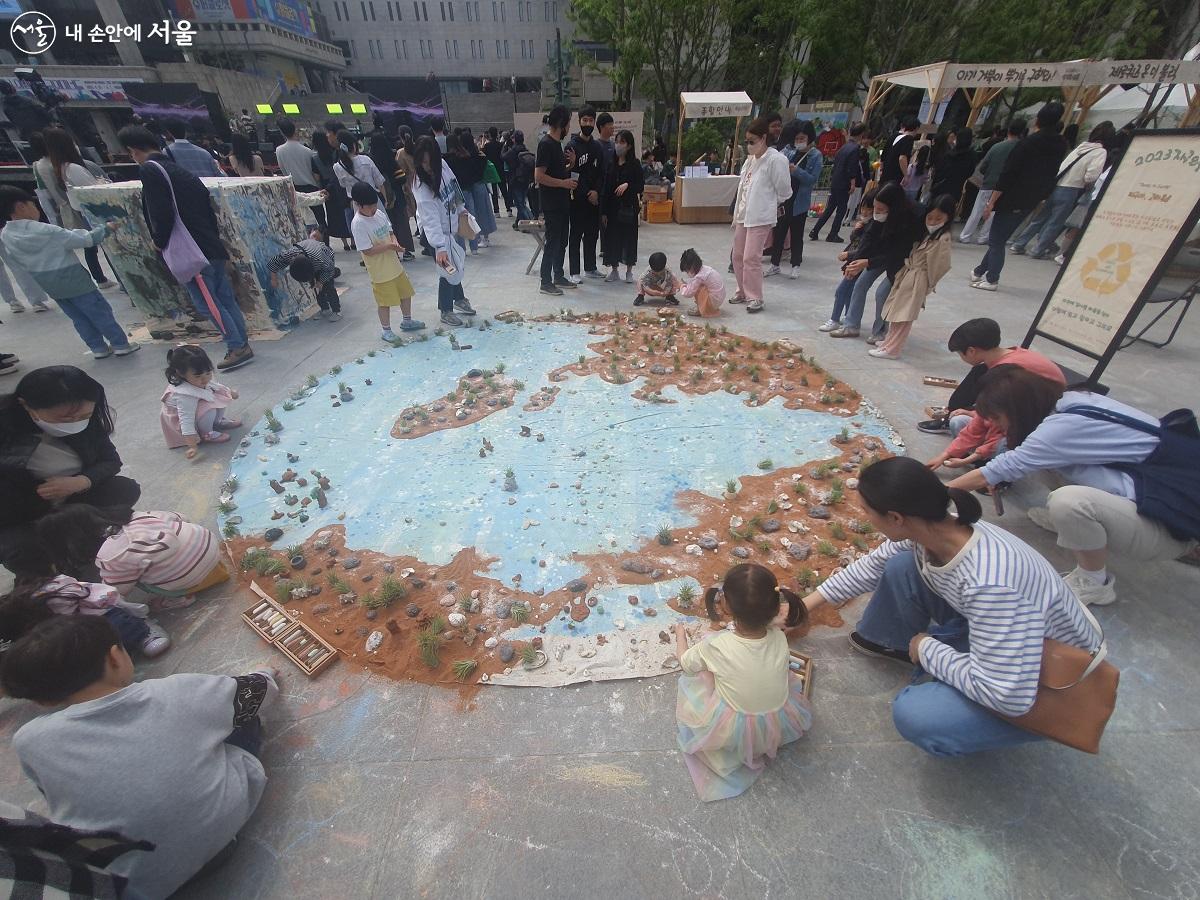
top-left (3, 615), bottom-right (277, 899)
top-left (0, 186), bottom-right (139, 359)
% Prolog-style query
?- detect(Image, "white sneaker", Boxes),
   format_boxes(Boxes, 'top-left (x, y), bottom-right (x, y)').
top-left (868, 347), bottom-right (900, 359)
top-left (1027, 506), bottom-right (1057, 533)
top-left (140, 619), bottom-right (171, 657)
top-left (1063, 568), bottom-right (1118, 606)
top-left (788, 266), bottom-right (800, 279)
top-left (968, 270), bottom-right (984, 284)
top-left (605, 269), bottom-right (620, 283)
top-left (970, 280), bottom-right (998, 292)
top-left (114, 342), bottom-right (141, 357)
top-left (763, 264), bottom-right (781, 278)
top-left (7, 304), bottom-right (23, 314)
top-left (381, 329), bottom-right (398, 342)
top-left (818, 319), bottom-right (840, 332)
top-left (624, 270), bottom-right (634, 284)
top-left (584, 269), bottom-right (605, 279)
top-left (1054, 254), bottom-right (1065, 266)
top-left (477, 236), bottom-right (491, 248)
top-left (567, 274), bottom-right (582, 285)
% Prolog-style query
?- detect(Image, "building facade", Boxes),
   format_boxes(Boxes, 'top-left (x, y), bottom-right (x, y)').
top-left (316, 0), bottom-right (573, 88)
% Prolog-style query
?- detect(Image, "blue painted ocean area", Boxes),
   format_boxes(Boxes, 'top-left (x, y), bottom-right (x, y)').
top-left (224, 322), bottom-right (895, 636)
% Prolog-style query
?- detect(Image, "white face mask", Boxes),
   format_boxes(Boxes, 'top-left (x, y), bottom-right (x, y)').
top-left (873, 212), bottom-right (889, 223)
top-left (34, 417), bottom-right (90, 437)
top-left (795, 141), bottom-right (808, 151)
top-left (927, 222), bottom-right (942, 234)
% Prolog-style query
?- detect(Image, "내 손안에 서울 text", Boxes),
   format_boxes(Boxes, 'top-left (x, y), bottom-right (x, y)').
top-left (61, 18), bottom-right (195, 47)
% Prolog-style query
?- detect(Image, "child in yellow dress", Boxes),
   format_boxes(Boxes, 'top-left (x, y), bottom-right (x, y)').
top-left (674, 563), bottom-right (812, 801)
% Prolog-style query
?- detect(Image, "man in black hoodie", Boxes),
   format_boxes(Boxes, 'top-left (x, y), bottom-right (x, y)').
top-left (970, 102), bottom-right (1068, 292)
top-left (566, 105), bottom-right (604, 282)
top-left (118, 125), bottom-right (253, 370)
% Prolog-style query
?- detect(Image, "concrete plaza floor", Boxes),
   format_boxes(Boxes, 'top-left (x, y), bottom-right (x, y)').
top-left (1, 211), bottom-right (1198, 900)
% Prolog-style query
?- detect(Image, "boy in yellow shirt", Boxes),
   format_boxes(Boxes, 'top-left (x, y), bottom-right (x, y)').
top-left (350, 183), bottom-right (424, 341)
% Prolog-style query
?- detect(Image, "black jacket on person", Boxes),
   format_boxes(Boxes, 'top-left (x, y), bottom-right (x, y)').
top-left (602, 155), bottom-right (644, 218)
top-left (446, 152), bottom-right (487, 189)
top-left (994, 129), bottom-right (1069, 214)
top-left (565, 133), bottom-right (604, 205)
top-left (880, 133), bottom-right (916, 185)
top-left (3, 93), bottom-right (53, 139)
top-left (862, 210), bottom-right (921, 280)
top-left (0, 405), bottom-right (124, 528)
top-left (483, 139), bottom-right (504, 177)
top-left (830, 140), bottom-right (864, 193)
top-left (136, 153), bottom-right (228, 262)
top-left (931, 142), bottom-right (978, 202)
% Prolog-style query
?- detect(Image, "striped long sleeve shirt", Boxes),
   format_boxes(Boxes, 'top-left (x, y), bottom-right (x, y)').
top-left (97, 511), bottom-right (220, 597)
top-left (819, 521), bottom-right (1102, 716)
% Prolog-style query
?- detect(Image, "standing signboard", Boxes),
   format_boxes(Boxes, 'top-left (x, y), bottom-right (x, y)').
top-left (1024, 129), bottom-right (1200, 382)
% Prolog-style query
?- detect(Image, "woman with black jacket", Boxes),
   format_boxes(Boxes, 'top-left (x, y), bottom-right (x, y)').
top-left (0, 366), bottom-right (140, 575)
top-left (930, 128), bottom-right (977, 213)
top-left (312, 129), bottom-right (353, 250)
top-left (601, 130), bottom-right (644, 284)
top-left (829, 182), bottom-right (921, 341)
top-left (368, 131), bottom-right (415, 259)
top-left (444, 131), bottom-right (493, 251)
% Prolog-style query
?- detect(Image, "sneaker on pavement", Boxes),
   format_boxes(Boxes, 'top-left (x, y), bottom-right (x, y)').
top-left (729, 294), bottom-right (747, 304)
top-left (624, 271), bottom-right (634, 283)
top-left (566, 274), bottom-right (583, 285)
top-left (554, 277), bottom-right (577, 289)
top-left (399, 318), bottom-right (426, 331)
top-left (1009, 244), bottom-right (1026, 255)
top-left (540, 283), bottom-right (564, 296)
top-left (970, 280), bottom-right (998, 292)
top-left (808, 230), bottom-right (819, 240)
top-left (1063, 568), bottom-right (1117, 606)
top-left (917, 418), bottom-right (950, 434)
top-left (201, 431), bottom-right (231, 443)
top-left (7, 304), bottom-right (23, 314)
top-left (866, 334), bottom-right (882, 346)
top-left (0, 361), bottom-right (18, 376)
top-left (1027, 505), bottom-right (1057, 533)
top-left (454, 298), bottom-right (477, 315)
top-left (826, 234), bottom-right (843, 242)
top-left (95, 279), bottom-right (116, 289)
top-left (439, 311), bottom-right (464, 327)
top-left (868, 347), bottom-right (900, 359)
top-left (217, 347), bottom-right (254, 370)
top-left (1, 352), bottom-right (19, 364)
top-left (114, 342), bottom-right (141, 357)
top-left (818, 319), bottom-right (841, 332)
top-left (1054, 254), bottom-right (1065, 265)
top-left (788, 265), bottom-right (800, 279)
top-left (584, 269), bottom-right (605, 279)
top-left (746, 299), bottom-right (765, 313)
top-left (968, 269), bottom-right (985, 284)
top-left (92, 348), bottom-right (114, 360)
top-left (329, 310), bottom-right (343, 321)
top-left (849, 631), bottom-right (912, 665)
top-left (763, 264), bottom-right (781, 278)
top-left (380, 329), bottom-right (399, 342)
top-left (32, 302), bottom-right (49, 312)
top-left (605, 269), bottom-right (620, 282)
top-left (829, 326), bottom-right (860, 338)
top-left (140, 619), bottom-right (171, 658)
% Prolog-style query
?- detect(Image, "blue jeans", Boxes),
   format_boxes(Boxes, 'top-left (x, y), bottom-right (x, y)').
top-left (840, 267), bottom-right (890, 335)
top-left (974, 210), bottom-right (1026, 284)
top-left (103, 607), bottom-right (149, 650)
top-left (1012, 185), bottom-right (1082, 256)
top-left (185, 262), bottom-right (248, 352)
top-left (57, 289), bottom-right (131, 353)
top-left (512, 184), bottom-right (532, 221)
top-left (856, 552), bottom-right (1041, 757)
top-left (467, 182), bottom-right (497, 236)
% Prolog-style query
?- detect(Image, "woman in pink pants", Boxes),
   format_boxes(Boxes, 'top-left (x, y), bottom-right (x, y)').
top-left (730, 117), bottom-right (794, 314)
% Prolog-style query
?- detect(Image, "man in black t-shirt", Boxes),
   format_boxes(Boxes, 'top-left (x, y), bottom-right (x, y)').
top-left (880, 115), bottom-right (920, 186)
top-left (535, 105), bottom-right (577, 295)
top-left (566, 105), bottom-right (604, 281)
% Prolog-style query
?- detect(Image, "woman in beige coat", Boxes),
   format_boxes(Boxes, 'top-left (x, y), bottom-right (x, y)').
top-left (870, 194), bottom-right (957, 360)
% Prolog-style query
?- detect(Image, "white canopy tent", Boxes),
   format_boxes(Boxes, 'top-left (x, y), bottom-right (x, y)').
top-left (1082, 83), bottom-right (1196, 129)
top-left (674, 90), bottom-right (753, 171)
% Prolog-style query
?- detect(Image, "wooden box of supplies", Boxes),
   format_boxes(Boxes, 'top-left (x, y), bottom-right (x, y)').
top-left (275, 623), bottom-right (337, 676)
top-left (242, 584), bottom-right (296, 643)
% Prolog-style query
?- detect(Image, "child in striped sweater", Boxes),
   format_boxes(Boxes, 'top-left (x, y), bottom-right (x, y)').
top-left (34, 504), bottom-right (229, 610)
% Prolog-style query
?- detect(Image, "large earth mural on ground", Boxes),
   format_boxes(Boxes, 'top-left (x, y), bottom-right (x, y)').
top-left (221, 311), bottom-right (899, 688)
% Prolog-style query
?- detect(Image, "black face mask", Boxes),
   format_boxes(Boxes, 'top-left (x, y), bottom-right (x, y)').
top-left (580, 125), bottom-right (594, 137)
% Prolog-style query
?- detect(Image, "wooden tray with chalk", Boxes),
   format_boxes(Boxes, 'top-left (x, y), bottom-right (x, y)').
top-left (243, 581), bottom-right (337, 676)
top-left (789, 650), bottom-right (814, 698)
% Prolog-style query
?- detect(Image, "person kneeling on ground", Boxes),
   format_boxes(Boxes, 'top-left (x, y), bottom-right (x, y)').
top-left (635, 251), bottom-right (681, 307)
top-left (678, 248), bottom-right (726, 318)
top-left (922, 317), bottom-right (1064, 468)
top-left (2, 616), bottom-right (278, 900)
top-left (796, 456), bottom-right (1102, 757)
top-left (947, 366), bottom-right (1200, 606)
top-left (267, 227), bottom-right (342, 322)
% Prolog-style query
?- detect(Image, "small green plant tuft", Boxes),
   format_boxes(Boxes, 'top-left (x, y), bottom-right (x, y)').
top-left (494, 362), bottom-right (506, 373)
top-left (327, 572), bottom-right (352, 594)
top-left (725, 479), bottom-right (738, 495)
top-left (264, 410), bottom-right (283, 432)
top-left (766, 499), bottom-right (778, 514)
top-left (282, 544), bottom-right (303, 560)
top-left (797, 567), bottom-right (816, 589)
top-left (852, 536), bottom-right (868, 551)
top-left (416, 629), bottom-right (440, 668)
top-left (677, 584), bottom-right (696, 608)
top-left (757, 540), bottom-right (772, 553)
top-left (793, 481), bottom-right (809, 497)
top-left (305, 374), bottom-right (319, 388)
top-left (274, 579), bottom-right (295, 603)
top-left (221, 476), bottom-right (239, 494)
top-left (217, 499), bottom-right (236, 515)
top-left (378, 575), bottom-right (406, 604)
top-left (282, 400), bottom-right (296, 412)
top-left (240, 548), bottom-right (269, 572)
top-left (829, 484), bottom-right (845, 505)
top-left (510, 602), bottom-right (530, 625)
top-left (222, 521), bottom-right (240, 539)
top-left (757, 458), bottom-right (774, 470)
top-left (429, 615), bottom-right (446, 635)
top-left (521, 644), bottom-right (540, 666)
top-left (330, 365), bottom-right (342, 375)
top-left (453, 659), bottom-right (478, 682)
top-left (656, 525), bottom-right (673, 546)
top-left (829, 521), bottom-right (847, 541)
top-left (817, 540), bottom-right (837, 557)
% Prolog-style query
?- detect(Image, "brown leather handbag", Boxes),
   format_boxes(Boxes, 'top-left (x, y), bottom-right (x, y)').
top-left (1000, 601), bottom-right (1119, 754)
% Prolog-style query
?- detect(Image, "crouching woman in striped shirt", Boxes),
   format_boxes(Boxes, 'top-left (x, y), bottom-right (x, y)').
top-left (797, 457), bottom-right (1101, 757)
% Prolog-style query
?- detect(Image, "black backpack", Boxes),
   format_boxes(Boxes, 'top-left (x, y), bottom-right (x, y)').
top-left (515, 150), bottom-right (536, 186)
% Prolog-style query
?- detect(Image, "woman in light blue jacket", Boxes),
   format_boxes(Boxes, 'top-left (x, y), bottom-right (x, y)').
top-left (766, 121), bottom-right (824, 279)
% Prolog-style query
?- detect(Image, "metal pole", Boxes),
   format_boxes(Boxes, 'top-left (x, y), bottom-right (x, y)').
top-left (556, 28), bottom-right (564, 105)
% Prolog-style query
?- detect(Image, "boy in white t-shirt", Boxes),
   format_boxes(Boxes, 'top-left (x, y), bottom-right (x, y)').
top-left (350, 183), bottom-right (424, 342)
